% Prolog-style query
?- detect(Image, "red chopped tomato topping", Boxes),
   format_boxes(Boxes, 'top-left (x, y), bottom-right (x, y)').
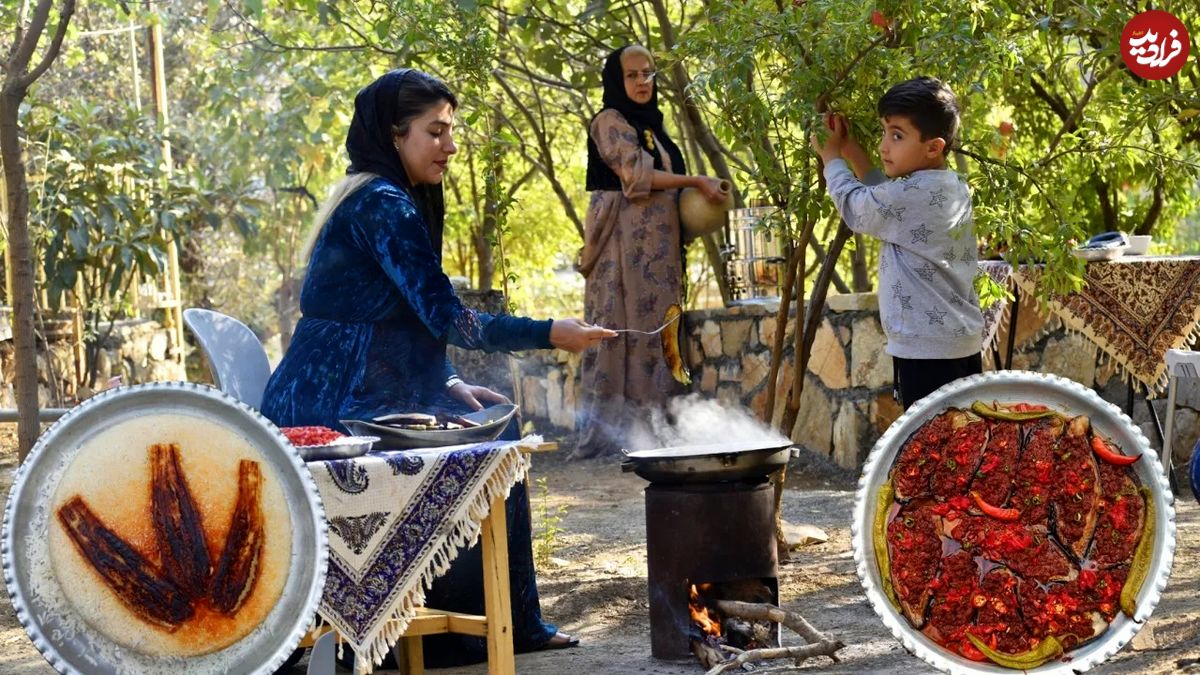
top-left (281, 425), bottom-right (345, 446)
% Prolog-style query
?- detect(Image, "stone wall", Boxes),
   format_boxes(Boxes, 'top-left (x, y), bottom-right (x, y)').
top-left (505, 293), bottom-right (1200, 472)
top-left (0, 315), bottom-right (186, 409)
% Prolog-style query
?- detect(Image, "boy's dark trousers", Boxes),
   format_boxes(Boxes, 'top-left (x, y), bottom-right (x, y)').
top-left (893, 353), bottom-right (983, 410)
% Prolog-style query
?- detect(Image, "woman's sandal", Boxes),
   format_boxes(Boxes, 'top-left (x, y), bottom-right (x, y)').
top-left (539, 631), bottom-right (580, 650)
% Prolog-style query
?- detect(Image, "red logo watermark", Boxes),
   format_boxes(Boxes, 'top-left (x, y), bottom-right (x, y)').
top-left (1121, 10), bottom-right (1190, 80)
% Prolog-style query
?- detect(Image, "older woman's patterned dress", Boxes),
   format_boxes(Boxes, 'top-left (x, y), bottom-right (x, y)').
top-left (576, 109), bottom-right (685, 457)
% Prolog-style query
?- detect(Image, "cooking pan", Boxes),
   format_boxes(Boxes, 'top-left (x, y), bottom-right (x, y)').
top-left (621, 441), bottom-right (796, 483)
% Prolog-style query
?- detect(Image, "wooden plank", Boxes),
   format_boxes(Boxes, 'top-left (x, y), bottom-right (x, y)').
top-left (445, 613), bottom-right (488, 636)
top-left (481, 495), bottom-right (516, 674)
top-left (520, 441), bottom-right (558, 454)
top-left (391, 614), bottom-right (450, 636)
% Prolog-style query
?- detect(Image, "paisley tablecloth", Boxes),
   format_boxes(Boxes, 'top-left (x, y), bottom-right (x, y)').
top-left (997, 256), bottom-right (1200, 393)
top-left (309, 439), bottom-right (529, 671)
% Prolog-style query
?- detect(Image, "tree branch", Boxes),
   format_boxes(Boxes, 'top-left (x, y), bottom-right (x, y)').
top-left (492, 71), bottom-right (585, 239)
top-left (275, 184), bottom-right (318, 210)
top-left (223, 1), bottom-right (405, 56)
top-left (505, 166), bottom-right (536, 202)
top-left (1137, 169), bottom-right (1165, 236)
top-left (649, 0), bottom-right (738, 198)
top-left (18, 0), bottom-right (76, 89)
top-left (955, 146), bottom-right (1058, 208)
top-left (1044, 57), bottom-right (1120, 156)
top-left (1029, 74), bottom-right (1070, 120)
top-left (7, 0), bottom-right (54, 77)
top-left (495, 59), bottom-right (575, 90)
top-left (1091, 175), bottom-right (1115, 231)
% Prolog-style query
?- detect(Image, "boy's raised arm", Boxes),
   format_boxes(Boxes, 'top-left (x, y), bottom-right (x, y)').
top-left (812, 114), bottom-right (900, 239)
top-left (841, 136), bottom-right (878, 182)
top-left (822, 160), bottom-right (907, 243)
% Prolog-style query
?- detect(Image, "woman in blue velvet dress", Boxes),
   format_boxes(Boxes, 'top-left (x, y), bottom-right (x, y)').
top-left (261, 69), bottom-right (611, 664)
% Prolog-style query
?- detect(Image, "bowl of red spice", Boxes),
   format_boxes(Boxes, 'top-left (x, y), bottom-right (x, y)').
top-left (279, 425), bottom-right (377, 462)
top-left (851, 370), bottom-right (1175, 674)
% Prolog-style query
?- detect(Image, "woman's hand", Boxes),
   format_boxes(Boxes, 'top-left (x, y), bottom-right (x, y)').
top-left (693, 176), bottom-right (728, 203)
top-left (550, 318), bottom-right (617, 353)
top-left (447, 382), bottom-right (511, 411)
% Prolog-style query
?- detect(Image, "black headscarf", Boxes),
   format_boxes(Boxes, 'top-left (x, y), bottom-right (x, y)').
top-left (345, 68), bottom-right (448, 255)
top-left (585, 46), bottom-right (687, 191)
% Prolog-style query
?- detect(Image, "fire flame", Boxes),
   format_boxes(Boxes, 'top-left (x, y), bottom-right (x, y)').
top-left (689, 584), bottom-right (722, 638)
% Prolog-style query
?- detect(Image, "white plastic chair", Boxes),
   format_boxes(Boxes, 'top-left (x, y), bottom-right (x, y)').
top-left (1161, 349), bottom-right (1200, 493)
top-left (182, 308), bottom-right (271, 410)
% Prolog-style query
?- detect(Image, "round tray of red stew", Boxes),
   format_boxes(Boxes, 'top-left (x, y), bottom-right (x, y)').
top-left (851, 371), bottom-right (1175, 674)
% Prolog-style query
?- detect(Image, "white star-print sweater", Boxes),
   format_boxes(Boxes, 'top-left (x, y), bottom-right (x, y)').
top-left (824, 159), bottom-right (984, 359)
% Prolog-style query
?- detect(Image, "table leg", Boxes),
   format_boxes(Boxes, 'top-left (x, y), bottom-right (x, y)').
top-left (481, 494), bottom-right (516, 675)
top-left (396, 635), bottom-right (424, 675)
top-left (1139, 380), bottom-right (1180, 495)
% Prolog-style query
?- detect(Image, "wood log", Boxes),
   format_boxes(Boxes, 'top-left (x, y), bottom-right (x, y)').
top-left (714, 600), bottom-right (831, 645)
top-left (705, 641), bottom-right (844, 675)
top-left (700, 600), bottom-right (844, 674)
top-left (690, 639), bottom-right (727, 670)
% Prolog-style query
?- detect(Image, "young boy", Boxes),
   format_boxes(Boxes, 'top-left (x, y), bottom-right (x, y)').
top-left (812, 76), bottom-right (984, 409)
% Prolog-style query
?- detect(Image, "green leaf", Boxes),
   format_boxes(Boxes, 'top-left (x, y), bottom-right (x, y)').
top-left (373, 18), bottom-right (391, 41)
top-left (577, 0), bottom-right (607, 22)
top-left (67, 226), bottom-right (89, 254)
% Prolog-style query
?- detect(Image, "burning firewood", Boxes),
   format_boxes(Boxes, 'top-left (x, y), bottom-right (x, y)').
top-left (689, 593), bottom-right (844, 674)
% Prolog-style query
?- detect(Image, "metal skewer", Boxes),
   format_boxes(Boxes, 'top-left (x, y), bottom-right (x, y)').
top-left (609, 312), bottom-right (681, 335)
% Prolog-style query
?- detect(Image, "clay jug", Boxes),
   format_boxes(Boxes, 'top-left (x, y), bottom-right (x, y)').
top-left (679, 179), bottom-right (734, 242)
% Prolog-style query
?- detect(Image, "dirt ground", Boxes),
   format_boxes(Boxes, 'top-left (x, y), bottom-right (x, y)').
top-left (2, 436), bottom-right (1200, 674)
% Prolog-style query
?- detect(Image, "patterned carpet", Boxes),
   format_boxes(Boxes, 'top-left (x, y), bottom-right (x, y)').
top-left (1012, 255), bottom-right (1200, 393)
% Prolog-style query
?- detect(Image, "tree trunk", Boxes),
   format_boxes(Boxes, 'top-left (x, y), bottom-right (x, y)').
top-left (851, 234), bottom-right (871, 292)
top-left (1, 88), bottom-right (43, 460)
top-left (781, 222), bottom-right (852, 436)
top-left (650, 0), bottom-right (735, 302)
top-left (476, 121), bottom-right (500, 291)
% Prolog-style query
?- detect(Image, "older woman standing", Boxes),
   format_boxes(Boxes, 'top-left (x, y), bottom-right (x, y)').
top-left (576, 45), bottom-right (726, 457)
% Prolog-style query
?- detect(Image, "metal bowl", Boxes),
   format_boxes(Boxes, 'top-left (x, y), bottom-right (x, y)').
top-left (342, 403), bottom-right (517, 450)
top-left (2, 382), bottom-right (328, 675)
top-left (297, 435), bottom-right (378, 462)
top-left (1071, 245), bottom-right (1127, 262)
top-left (850, 371), bottom-right (1176, 674)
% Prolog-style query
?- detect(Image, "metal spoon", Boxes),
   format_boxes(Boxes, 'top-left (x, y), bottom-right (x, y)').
top-left (610, 312), bottom-right (681, 335)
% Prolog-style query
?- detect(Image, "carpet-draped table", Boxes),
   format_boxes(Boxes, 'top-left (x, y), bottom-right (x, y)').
top-left (307, 439), bottom-right (531, 674)
top-left (979, 256), bottom-right (1200, 394)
